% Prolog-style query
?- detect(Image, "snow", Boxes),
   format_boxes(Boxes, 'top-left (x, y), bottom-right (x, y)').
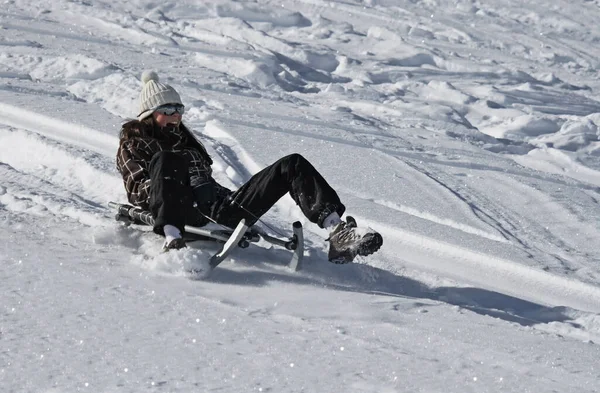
top-left (2, 0), bottom-right (600, 391)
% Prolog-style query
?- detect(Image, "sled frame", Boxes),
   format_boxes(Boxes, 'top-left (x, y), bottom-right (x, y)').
top-left (109, 202), bottom-right (304, 271)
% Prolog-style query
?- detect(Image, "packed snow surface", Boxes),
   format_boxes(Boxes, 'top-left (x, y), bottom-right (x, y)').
top-left (2, 0), bottom-right (600, 392)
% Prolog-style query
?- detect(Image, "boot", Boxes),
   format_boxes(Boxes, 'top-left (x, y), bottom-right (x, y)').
top-left (327, 216), bottom-right (382, 264)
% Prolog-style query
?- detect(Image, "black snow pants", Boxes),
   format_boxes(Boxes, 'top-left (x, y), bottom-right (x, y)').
top-left (148, 152), bottom-right (345, 236)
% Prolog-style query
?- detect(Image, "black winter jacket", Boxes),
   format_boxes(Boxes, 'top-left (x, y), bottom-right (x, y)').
top-left (116, 120), bottom-right (231, 210)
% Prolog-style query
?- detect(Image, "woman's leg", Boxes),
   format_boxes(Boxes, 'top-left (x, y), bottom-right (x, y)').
top-left (213, 154), bottom-right (345, 228)
top-left (148, 151), bottom-right (194, 235)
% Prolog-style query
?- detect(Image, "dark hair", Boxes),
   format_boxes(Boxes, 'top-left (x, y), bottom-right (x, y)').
top-left (119, 117), bottom-right (154, 141)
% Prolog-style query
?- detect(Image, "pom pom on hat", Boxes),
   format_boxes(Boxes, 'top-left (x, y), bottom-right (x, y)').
top-left (141, 70), bottom-right (159, 85)
top-left (137, 70), bottom-right (183, 121)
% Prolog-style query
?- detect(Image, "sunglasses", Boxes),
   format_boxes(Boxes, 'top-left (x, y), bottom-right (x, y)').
top-left (154, 104), bottom-right (185, 116)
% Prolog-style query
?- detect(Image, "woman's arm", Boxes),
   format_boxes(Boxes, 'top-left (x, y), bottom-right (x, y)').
top-left (116, 140), bottom-right (152, 207)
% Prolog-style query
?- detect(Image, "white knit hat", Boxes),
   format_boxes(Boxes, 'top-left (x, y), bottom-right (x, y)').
top-left (137, 71), bottom-right (183, 121)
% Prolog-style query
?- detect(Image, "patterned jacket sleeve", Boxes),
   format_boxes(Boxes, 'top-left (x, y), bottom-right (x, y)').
top-left (116, 139), bottom-right (152, 208)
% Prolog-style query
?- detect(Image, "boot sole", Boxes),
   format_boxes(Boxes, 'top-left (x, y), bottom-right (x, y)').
top-left (357, 232), bottom-right (383, 257)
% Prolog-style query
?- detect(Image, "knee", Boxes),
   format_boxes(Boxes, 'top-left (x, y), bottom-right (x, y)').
top-left (278, 153), bottom-right (316, 174)
top-left (282, 153), bottom-right (307, 166)
top-left (272, 154), bottom-right (313, 176)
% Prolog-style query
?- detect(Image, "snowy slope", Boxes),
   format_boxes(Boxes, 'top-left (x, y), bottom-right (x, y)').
top-left (2, 0), bottom-right (600, 392)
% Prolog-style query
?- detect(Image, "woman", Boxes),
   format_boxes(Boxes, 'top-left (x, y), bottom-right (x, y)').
top-left (116, 71), bottom-right (382, 264)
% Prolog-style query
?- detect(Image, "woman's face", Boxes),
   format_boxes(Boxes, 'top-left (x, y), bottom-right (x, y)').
top-left (152, 111), bottom-right (182, 128)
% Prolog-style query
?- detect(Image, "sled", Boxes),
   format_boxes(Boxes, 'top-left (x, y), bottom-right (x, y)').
top-left (108, 201), bottom-right (304, 271)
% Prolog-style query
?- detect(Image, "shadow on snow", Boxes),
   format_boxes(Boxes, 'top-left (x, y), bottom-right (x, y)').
top-left (205, 245), bottom-right (576, 330)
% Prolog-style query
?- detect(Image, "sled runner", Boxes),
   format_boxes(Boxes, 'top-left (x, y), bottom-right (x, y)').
top-left (108, 202), bottom-right (304, 271)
